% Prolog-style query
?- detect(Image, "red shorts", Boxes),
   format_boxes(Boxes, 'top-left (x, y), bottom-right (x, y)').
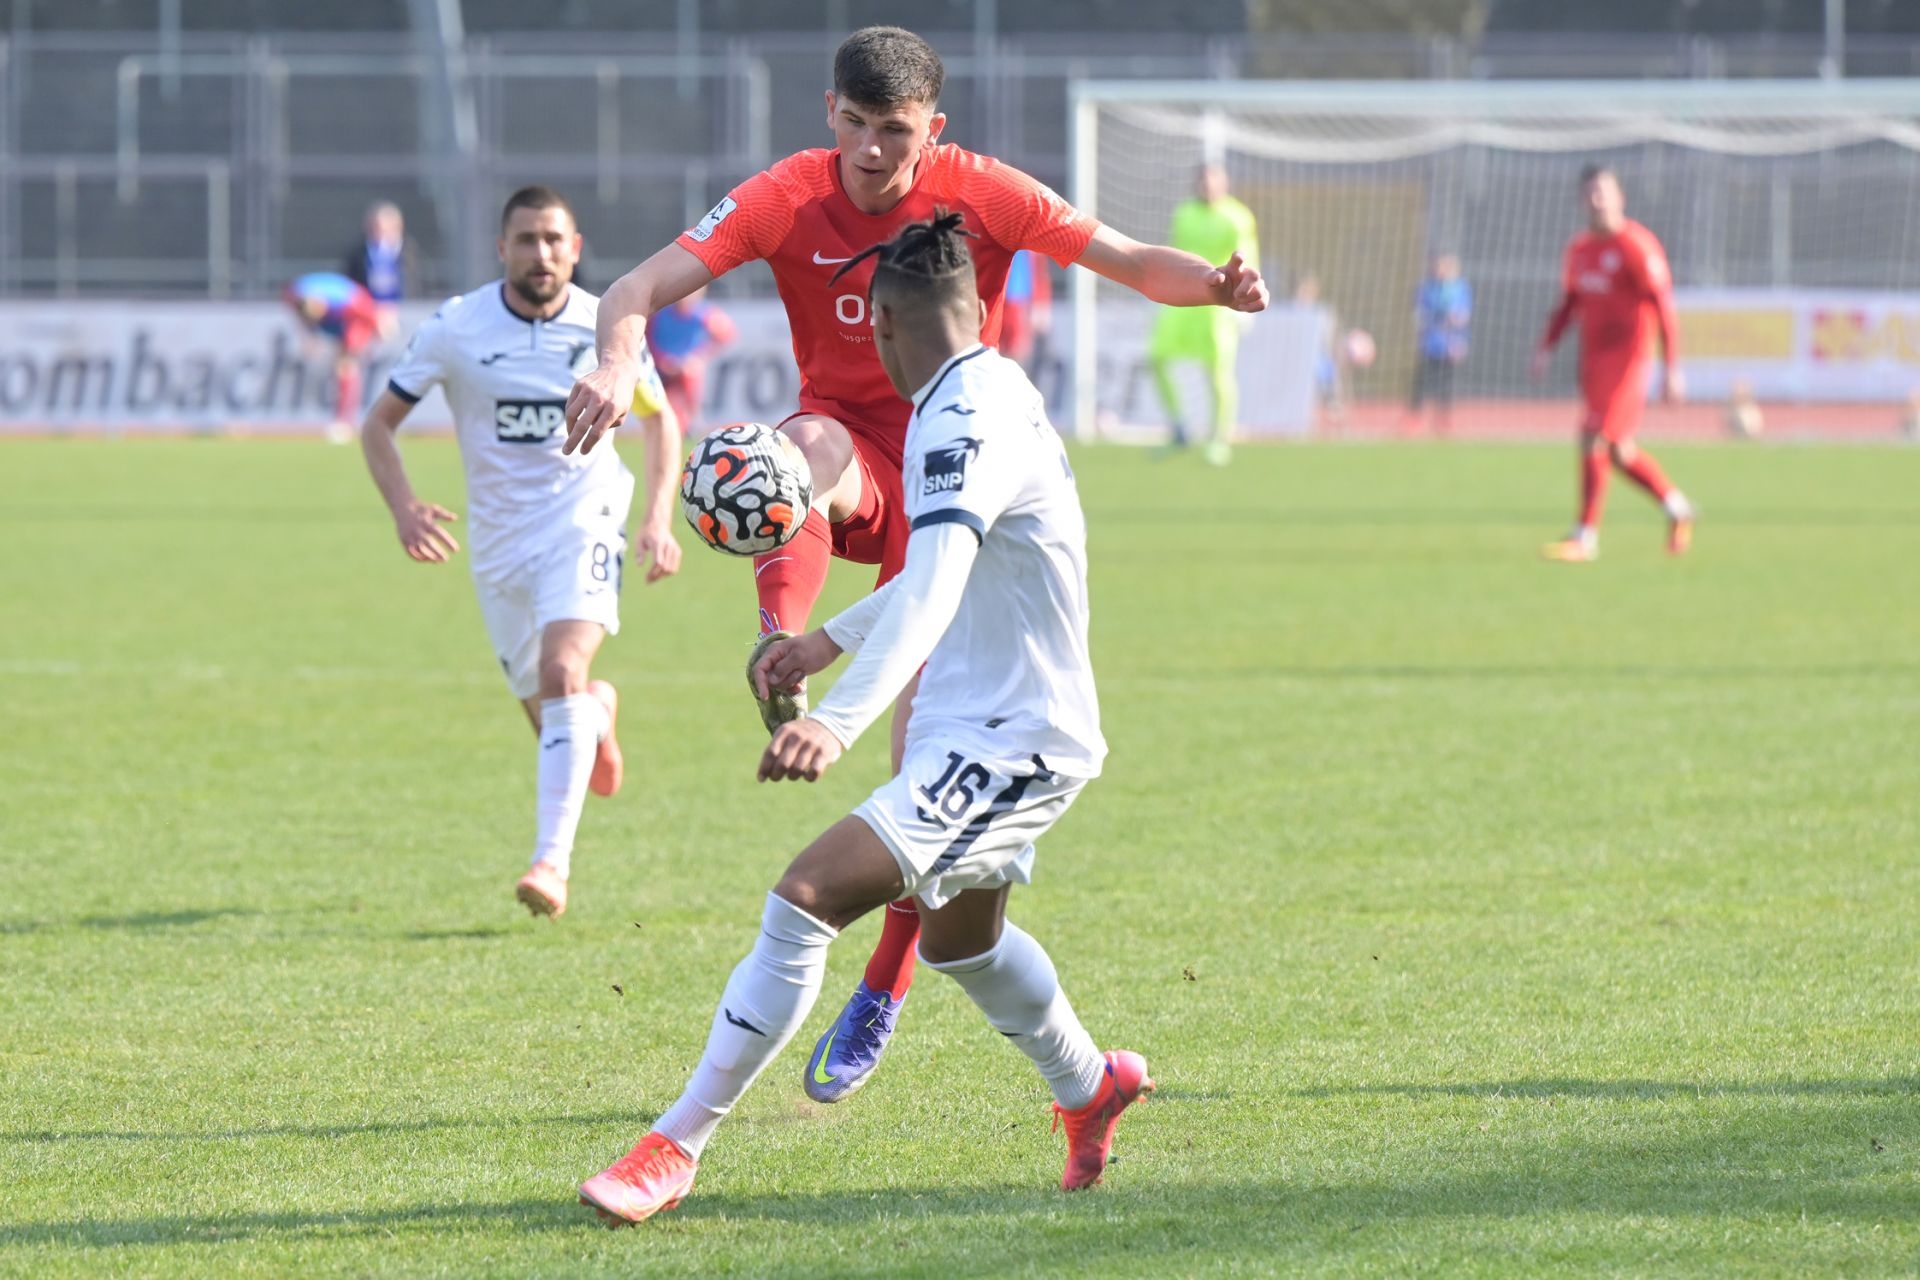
top-left (1581, 359), bottom-right (1650, 443)
top-left (779, 410), bottom-right (909, 589)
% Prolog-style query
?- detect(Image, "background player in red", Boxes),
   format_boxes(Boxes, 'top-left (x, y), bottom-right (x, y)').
top-left (284, 270), bottom-right (380, 440)
top-left (563, 25), bottom-right (1267, 1104)
top-left (1533, 164), bottom-right (1696, 561)
top-left (646, 287), bottom-right (737, 435)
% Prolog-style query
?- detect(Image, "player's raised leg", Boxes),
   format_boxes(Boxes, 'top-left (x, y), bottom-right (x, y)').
top-left (515, 618), bottom-right (612, 919)
top-left (918, 887), bottom-right (1153, 1190)
top-left (747, 413), bottom-right (865, 730)
top-left (579, 815), bottom-right (903, 1225)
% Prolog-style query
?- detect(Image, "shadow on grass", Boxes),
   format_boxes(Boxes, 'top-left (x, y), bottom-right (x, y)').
top-left (3, 1110), bottom-right (640, 1146)
top-left (78, 908), bottom-right (259, 931)
top-left (1129, 661), bottom-right (1920, 683)
top-left (402, 925), bottom-right (515, 941)
top-left (1290, 1076), bottom-right (1920, 1101)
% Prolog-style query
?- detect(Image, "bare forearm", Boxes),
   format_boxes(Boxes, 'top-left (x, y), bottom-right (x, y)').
top-left (636, 409), bottom-right (681, 528)
top-left (596, 269), bottom-right (658, 368)
top-left (360, 413), bottom-right (414, 514)
top-left (1130, 244), bottom-right (1232, 307)
top-left (1541, 293), bottom-right (1577, 350)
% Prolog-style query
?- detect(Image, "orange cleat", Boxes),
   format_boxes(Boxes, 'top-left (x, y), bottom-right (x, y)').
top-left (1540, 537), bottom-right (1597, 562)
top-left (1667, 514), bottom-right (1694, 556)
top-left (515, 859), bottom-right (568, 920)
top-left (1052, 1050), bottom-right (1155, 1190)
top-left (579, 1132), bottom-right (698, 1226)
top-left (587, 679), bottom-right (623, 798)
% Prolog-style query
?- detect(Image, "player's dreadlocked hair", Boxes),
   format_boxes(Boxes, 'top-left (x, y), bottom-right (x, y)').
top-left (828, 211), bottom-right (977, 315)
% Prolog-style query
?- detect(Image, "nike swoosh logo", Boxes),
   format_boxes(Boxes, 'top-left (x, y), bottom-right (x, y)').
top-left (812, 251), bottom-right (856, 265)
top-left (479, 351), bottom-right (514, 365)
top-left (724, 1008), bottom-right (766, 1036)
top-left (812, 1031), bottom-right (838, 1083)
top-left (542, 737), bottom-right (569, 750)
top-left (941, 405), bottom-right (977, 416)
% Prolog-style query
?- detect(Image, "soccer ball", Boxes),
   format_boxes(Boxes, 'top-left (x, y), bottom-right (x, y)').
top-left (680, 423), bottom-right (813, 556)
top-left (1341, 327), bottom-right (1377, 369)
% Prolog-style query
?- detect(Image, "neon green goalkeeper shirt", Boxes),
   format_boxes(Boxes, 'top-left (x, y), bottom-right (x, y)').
top-left (1151, 195), bottom-right (1260, 360)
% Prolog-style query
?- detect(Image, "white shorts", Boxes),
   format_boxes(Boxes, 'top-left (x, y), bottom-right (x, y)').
top-left (854, 738), bottom-right (1089, 911)
top-left (473, 510), bottom-right (627, 700)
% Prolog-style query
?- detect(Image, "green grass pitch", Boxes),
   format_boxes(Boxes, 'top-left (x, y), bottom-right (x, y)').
top-left (1, 437), bottom-right (1916, 1277)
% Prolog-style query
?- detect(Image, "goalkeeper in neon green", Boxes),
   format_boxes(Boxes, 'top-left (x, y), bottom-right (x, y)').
top-left (1150, 165), bottom-right (1259, 465)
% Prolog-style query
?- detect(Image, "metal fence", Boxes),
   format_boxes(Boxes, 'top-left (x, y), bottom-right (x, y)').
top-left (5, 28), bottom-right (1919, 299)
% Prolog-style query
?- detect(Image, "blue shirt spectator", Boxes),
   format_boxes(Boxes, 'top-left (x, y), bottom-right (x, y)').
top-left (1415, 254), bottom-right (1472, 362)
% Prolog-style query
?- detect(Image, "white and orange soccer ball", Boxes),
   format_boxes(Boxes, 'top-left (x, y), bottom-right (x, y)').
top-left (680, 423), bottom-right (813, 556)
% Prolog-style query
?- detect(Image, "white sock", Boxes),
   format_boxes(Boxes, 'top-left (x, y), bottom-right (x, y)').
top-left (531, 693), bottom-right (607, 876)
top-left (1663, 490), bottom-right (1693, 520)
top-left (653, 893), bottom-right (838, 1158)
top-left (1573, 523), bottom-right (1598, 546)
top-left (924, 923), bottom-right (1106, 1111)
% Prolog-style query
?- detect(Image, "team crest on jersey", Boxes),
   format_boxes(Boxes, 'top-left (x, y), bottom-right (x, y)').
top-left (688, 196), bottom-right (738, 243)
top-left (923, 437), bottom-right (983, 495)
top-left (567, 340), bottom-right (595, 377)
top-left (494, 399), bottom-right (566, 443)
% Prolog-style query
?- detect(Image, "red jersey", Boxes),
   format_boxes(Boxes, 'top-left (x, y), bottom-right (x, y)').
top-left (1544, 220), bottom-right (1679, 392)
top-left (676, 145), bottom-right (1098, 460)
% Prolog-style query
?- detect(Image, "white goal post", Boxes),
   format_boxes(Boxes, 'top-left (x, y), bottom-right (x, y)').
top-left (1068, 79), bottom-right (1920, 440)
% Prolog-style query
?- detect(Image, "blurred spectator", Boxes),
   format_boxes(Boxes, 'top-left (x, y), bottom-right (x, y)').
top-left (1293, 270), bottom-right (1348, 428)
top-left (646, 287), bottom-right (737, 435)
top-left (999, 249), bottom-right (1053, 375)
top-left (343, 200), bottom-right (417, 339)
top-left (1403, 252), bottom-right (1472, 436)
top-left (284, 271), bottom-right (380, 441)
top-left (1150, 163), bottom-right (1259, 465)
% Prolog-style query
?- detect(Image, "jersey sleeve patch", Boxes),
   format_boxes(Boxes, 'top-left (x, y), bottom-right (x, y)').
top-left (687, 196), bottom-right (737, 243)
top-left (921, 434), bottom-right (983, 498)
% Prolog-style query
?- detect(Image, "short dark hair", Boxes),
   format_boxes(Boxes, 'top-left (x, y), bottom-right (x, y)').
top-left (834, 26), bottom-right (944, 109)
top-left (830, 210), bottom-right (976, 316)
top-left (500, 185), bottom-right (575, 232)
top-left (1579, 163), bottom-right (1617, 186)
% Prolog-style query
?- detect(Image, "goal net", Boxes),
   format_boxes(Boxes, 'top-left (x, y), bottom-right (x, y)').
top-left (1068, 80), bottom-right (1920, 440)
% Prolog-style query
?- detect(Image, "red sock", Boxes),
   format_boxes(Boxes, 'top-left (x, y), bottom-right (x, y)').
top-left (1616, 450), bottom-right (1674, 502)
top-left (863, 900), bottom-right (921, 998)
top-left (1579, 449), bottom-right (1610, 529)
top-left (335, 360), bottom-right (362, 423)
top-left (752, 510), bottom-right (831, 635)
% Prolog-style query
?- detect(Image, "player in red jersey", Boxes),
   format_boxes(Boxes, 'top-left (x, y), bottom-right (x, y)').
top-left (1533, 164), bottom-right (1695, 561)
top-left (563, 26), bottom-right (1267, 1104)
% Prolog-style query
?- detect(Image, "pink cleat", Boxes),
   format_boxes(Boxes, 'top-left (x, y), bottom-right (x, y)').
top-left (579, 1132), bottom-right (698, 1226)
top-left (587, 679), bottom-right (623, 798)
top-left (514, 859), bottom-right (568, 920)
top-left (1052, 1050), bottom-right (1155, 1190)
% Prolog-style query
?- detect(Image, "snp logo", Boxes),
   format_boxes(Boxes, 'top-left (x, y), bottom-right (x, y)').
top-left (922, 437), bottom-right (983, 496)
top-left (495, 399), bottom-right (566, 444)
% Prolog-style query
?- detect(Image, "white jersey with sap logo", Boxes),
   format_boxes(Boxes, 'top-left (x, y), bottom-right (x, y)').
top-left (386, 281), bottom-right (666, 579)
top-left (900, 345), bottom-right (1105, 777)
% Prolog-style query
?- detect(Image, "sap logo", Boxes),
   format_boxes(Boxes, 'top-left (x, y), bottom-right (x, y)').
top-left (495, 399), bottom-right (567, 443)
top-left (688, 196), bottom-right (737, 243)
top-left (922, 437), bottom-right (982, 495)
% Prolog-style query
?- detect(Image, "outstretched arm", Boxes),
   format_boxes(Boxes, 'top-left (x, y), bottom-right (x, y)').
top-left (563, 243), bottom-right (715, 456)
top-left (1076, 224), bottom-right (1269, 312)
top-left (360, 389), bottom-right (460, 563)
